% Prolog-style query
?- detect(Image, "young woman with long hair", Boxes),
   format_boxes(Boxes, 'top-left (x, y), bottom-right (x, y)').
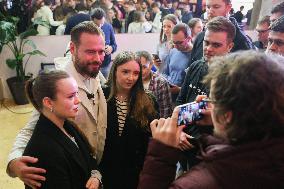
top-left (100, 51), bottom-right (159, 189)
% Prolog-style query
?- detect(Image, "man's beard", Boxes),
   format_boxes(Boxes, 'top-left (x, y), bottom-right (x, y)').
top-left (74, 56), bottom-right (101, 78)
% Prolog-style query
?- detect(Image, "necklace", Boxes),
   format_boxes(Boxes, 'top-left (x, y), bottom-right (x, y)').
top-left (116, 94), bottom-right (128, 102)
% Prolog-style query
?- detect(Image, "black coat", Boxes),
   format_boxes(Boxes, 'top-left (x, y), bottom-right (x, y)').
top-left (191, 17), bottom-right (254, 63)
top-left (100, 87), bottom-right (158, 189)
top-left (23, 114), bottom-right (97, 189)
top-left (176, 58), bottom-right (209, 106)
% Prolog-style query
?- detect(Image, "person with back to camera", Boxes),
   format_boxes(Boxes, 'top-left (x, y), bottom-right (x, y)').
top-left (99, 51), bottom-right (159, 189)
top-left (23, 70), bottom-right (100, 189)
top-left (138, 50), bottom-right (284, 189)
top-left (6, 21), bottom-right (107, 189)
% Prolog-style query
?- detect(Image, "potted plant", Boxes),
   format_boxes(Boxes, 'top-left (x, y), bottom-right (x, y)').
top-left (0, 13), bottom-right (46, 105)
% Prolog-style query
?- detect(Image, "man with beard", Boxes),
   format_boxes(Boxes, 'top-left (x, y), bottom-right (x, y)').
top-left (6, 21), bottom-right (107, 189)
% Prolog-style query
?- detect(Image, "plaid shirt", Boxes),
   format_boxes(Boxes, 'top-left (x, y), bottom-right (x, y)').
top-left (148, 72), bottom-right (173, 118)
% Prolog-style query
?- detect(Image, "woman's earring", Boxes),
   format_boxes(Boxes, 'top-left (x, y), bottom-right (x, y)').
top-left (50, 107), bottom-right (53, 112)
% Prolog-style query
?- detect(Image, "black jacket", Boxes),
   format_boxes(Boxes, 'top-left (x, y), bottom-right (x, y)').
top-left (191, 17), bottom-right (254, 63)
top-left (100, 87), bottom-right (159, 189)
top-left (23, 114), bottom-right (97, 189)
top-left (176, 58), bottom-right (209, 105)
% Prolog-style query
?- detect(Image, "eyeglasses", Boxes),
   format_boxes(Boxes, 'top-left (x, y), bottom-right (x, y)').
top-left (172, 36), bottom-right (191, 46)
top-left (142, 61), bottom-right (152, 69)
top-left (202, 97), bottom-right (216, 104)
top-left (255, 29), bottom-right (270, 33)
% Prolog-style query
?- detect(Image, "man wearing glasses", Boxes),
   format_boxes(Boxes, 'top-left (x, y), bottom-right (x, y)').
top-left (162, 23), bottom-right (192, 102)
top-left (266, 15), bottom-right (284, 56)
top-left (253, 16), bottom-right (270, 51)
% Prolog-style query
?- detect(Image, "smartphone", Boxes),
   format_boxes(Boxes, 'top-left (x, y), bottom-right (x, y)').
top-left (152, 54), bottom-right (161, 62)
top-left (177, 101), bottom-right (208, 126)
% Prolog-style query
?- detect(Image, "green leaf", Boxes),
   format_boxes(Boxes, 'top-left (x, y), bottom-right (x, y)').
top-left (16, 54), bottom-right (25, 61)
top-left (22, 39), bottom-right (36, 49)
top-left (0, 21), bottom-right (16, 43)
top-left (26, 50), bottom-right (46, 57)
top-left (19, 29), bottom-right (38, 39)
top-left (7, 16), bottom-right (19, 25)
top-left (6, 59), bottom-right (18, 69)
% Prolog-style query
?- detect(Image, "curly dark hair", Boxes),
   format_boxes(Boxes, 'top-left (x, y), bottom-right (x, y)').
top-left (203, 50), bottom-right (284, 144)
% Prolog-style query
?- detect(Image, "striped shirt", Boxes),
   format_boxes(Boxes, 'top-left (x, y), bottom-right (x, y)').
top-left (115, 97), bottom-right (128, 136)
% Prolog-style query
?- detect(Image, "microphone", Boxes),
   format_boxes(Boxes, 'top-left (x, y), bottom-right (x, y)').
top-left (86, 92), bottom-right (95, 99)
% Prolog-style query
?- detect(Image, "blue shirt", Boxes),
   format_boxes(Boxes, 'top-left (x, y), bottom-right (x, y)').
top-left (163, 48), bottom-right (191, 86)
top-left (101, 23), bottom-right (117, 67)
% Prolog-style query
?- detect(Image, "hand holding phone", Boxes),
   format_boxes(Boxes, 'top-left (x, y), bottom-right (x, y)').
top-left (177, 100), bottom-right (209, 126)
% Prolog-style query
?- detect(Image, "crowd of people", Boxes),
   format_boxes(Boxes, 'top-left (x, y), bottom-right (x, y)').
top-left (8, 0), bottom-right (204, 35)
top-left (5, 0), bottom-right (284, 189)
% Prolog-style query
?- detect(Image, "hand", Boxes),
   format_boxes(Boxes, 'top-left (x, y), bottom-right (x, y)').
top-left (195, 95), bottom-right (213, 126)
top-left (86, 177), bottom-right (100, 189)
top-left (178, 131), bottom-right (194, 151)
top-left (8, 156), bottom-right (46, 189)
top-left (150, 108), bottom-right (184, 148)
top-left (105, 45), bottom-right (113, 55)
top-left (169, 85), bottom-right (180, 94)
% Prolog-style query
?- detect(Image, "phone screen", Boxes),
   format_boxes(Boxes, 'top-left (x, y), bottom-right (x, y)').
top-left (177, 101), bottom-right (208, 126)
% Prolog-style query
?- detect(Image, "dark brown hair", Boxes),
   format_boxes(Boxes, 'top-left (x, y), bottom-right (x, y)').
top-left (270, 15), bottom-right (284, 33)
top-left (159, 14), bottom-right (179, 43)
top-left (203, 51), bottom-right (284, 144)
top-left (188, 18), bottom-right (202, 30)
top-left (257, 15), bottom-right (270, 26)
top-left (70, 21), bottom-right (105, 46)
top-left (172, 23), bottom-right (191, 37)
top-left (106, 51), bottom-right (157, 128)
top-left (206, 16), bottom-right (236, 43)
top-left (25, 70), bottom-right (70, 111)
top-left (271, 1), bottom-right (284, 14)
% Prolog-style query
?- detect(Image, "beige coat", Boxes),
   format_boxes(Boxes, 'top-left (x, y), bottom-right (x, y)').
top-left (65, 63), bottom-right (107, 163)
